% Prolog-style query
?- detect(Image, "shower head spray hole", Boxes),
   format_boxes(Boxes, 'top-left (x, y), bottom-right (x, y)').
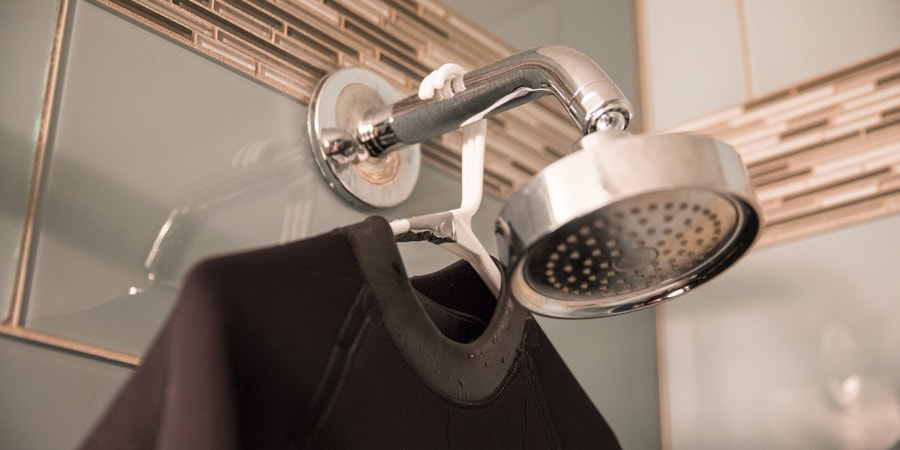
top-left (522, 189), bottom-right (739, 300)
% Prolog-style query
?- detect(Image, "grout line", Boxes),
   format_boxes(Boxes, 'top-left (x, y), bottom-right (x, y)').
top-left (0, 323), bottom-right (140, 367)
top-left (634, 0), bottom-right (653, 132)
top-left (637, 2), bottom-right (668, 448)
top-left (655, 307), bottom-right (671, 450)
top-left (6, 0), bottom-right (71, 327)
top-left (735, 0), bottom-right (754, 99)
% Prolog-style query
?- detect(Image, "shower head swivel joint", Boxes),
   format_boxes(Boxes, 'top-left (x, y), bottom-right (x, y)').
top-left (308, 46), bottom-right (763, 318)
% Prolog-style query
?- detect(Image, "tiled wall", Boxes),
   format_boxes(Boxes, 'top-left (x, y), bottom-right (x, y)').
top-left (3, 1), bottom-right (897, 447)
top-left (741, 0), bottom-right (900, 96)
top-left (0, 2), bottom-right (659, 447)
top-left (94, 0), bottom-right (580, 198)
top-left (638, 3), bottom-right (900, 448)
top-left (638, 0), bottom-right (900, 248)
top-left (96, 0), bottom-right (900, 250)
top-left (0, 0), bottom-right (61, 329)
top-left (672, 50), bottom-right (900, 246)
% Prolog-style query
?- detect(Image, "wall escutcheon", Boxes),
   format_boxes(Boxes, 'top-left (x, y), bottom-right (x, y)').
top-left (308, 67), bottom-right (421, 208)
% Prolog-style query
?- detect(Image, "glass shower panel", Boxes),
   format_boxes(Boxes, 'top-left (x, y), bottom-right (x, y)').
top-left (661, 214), bottom-right (900, 449)
top-left (24, 1), bottom-right (499, 357)
top-left (0, 0), bottom-right (60, 321)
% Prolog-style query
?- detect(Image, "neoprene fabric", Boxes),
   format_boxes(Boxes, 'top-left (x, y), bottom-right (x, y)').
top-left (79, 217), bottom-right (620, 449)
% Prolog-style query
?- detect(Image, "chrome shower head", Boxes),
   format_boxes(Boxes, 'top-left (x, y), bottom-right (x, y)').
top-left (495, 131), bottom-right (761, 318)
top-left (307, 45), bottom-right (762, 318)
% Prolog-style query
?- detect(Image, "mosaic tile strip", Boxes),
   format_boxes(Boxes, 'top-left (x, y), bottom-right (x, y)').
top-left (672, 48), bottom-right (900, 247)
top-left (93, 0), bottom-right (580, 198)
top-left (93, 0), bottom-right (899, 247)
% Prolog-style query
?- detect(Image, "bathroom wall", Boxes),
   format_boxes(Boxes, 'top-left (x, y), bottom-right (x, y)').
top-left (637, 1), bottom-right (900, 448)
top-left (639, 0), bottom-right (900, 130)
top-left (9, 1), bottom-right (893, 448)
top-left (660, 214), bottom-right (900, 449)
top-left (0, 1), bottom-right (655, 448)
top-left (0, 1), bottom-right (496, 445)
top-left (0, 0), bottom-right (60, 335)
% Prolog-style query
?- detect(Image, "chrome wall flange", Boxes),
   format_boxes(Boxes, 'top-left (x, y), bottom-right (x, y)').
top-left (307, 68), bottom-right (421, 208)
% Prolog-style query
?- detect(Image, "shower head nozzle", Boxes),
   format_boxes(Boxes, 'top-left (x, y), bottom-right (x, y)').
top-left (495, 132), bottom-right (762, 318)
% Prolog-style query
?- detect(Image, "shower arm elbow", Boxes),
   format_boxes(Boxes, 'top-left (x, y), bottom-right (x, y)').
top-left (353, 46), bottom-right (634, 158)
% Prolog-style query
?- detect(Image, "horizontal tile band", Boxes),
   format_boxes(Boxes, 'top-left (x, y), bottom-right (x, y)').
top-left (676, 49), bottom-right (900, 247)
top-left (93, 0), bottom-right (900, 246)
top-left (95, 0), bottom-right (575, 200)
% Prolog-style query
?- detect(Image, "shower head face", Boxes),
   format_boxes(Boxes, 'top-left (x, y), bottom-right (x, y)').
top-left (523, 189), bottom-right (739, 301)
top-left (496, 132), bottom-right (761, 318)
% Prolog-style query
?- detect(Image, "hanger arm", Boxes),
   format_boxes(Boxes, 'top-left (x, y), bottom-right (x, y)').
top-left (390, 65), bottom-right (502, 297)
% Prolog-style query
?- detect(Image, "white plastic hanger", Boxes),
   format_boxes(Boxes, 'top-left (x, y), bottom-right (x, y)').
top-left (389, 64), bottom-right (503, 298)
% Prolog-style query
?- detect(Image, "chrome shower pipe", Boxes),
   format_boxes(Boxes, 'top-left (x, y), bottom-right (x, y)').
top-left (346, 46), bottom-right (634, 159)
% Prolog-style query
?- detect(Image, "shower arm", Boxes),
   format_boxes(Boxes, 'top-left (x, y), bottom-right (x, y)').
top-left (320, 46), bottom-right (634, 164)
